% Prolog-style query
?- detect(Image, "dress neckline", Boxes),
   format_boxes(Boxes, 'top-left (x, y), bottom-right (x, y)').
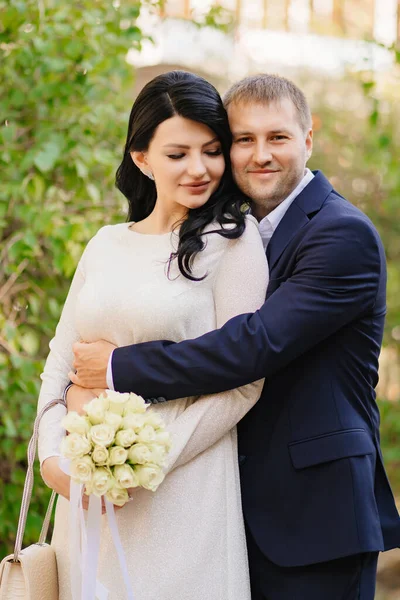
top-left (126, 222), bottom-right (178, 238)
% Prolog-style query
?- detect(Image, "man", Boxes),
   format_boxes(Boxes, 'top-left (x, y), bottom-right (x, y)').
top-left (70, 74), bottom-right (400, 599)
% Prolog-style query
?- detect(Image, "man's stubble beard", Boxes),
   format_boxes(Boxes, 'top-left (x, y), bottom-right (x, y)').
top-left (235, 166), bottom-right (306, 218)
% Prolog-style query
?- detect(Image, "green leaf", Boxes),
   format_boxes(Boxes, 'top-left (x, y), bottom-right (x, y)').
top-left (86, 182), bottom-right (100, 203)
top-left (33, 141), bottom-right (62, 173)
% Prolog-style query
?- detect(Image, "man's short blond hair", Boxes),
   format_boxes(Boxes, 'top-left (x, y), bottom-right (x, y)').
top-left (223, 74), bottom-right (312, 133)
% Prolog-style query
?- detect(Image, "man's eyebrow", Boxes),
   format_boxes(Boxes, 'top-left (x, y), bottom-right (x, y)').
top-left (162, 137), bottom-right (220, 149)
top-left (232, 129), bottom-right (290, 136)
top-left (232, 131), bottom-right (253, 136)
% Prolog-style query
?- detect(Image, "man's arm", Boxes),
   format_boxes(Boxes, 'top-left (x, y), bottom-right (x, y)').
top-left (112, 215), bottom-right (384, 399)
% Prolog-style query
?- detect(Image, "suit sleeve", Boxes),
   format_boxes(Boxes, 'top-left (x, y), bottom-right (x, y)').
top-left (112, 214), bottom-right (384, 399)
top-left (159, 217), bottom-right (268, 473)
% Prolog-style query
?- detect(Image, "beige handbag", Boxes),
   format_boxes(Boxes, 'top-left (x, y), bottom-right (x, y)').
top-left (0, 399), bottom-right (66, 600)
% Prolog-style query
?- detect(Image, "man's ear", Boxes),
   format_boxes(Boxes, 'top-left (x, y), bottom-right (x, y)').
top-left (306, 129), bottom-right (313, 161)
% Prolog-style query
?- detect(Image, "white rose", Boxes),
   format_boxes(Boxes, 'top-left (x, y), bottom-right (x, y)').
top-left (84, 397), bottom-right (108, 424)
top-left (104, 411), bottom-right (123, 430)
top-left (143, 411), bottom-right (164, 430)
top-left (105, 390), bottom-right (131, 415)
top-left (136, 425), bottom-right (156, 444)
top-left (91, 467), bottom-right (113, 497)
top-left (106, 485), bottom-right (129, 507)
top-left (123, 393), bottom-right (148, 415)
top-left (113, 464), bottom-right (139, 489)
top-left (62, 412), bottom-right (90, 435)
top-left (109, 446), bottom-right (128, 466)
top-left (148, 443), bottom-right (167, 466)
top-left (127, 443), bottom-right (152, 465)
top-left (70, 455), bottom-right (95, 483)
top-left (92, 445), bottom-right (109, 466)
top-left (90, 423), bottom-right (115, 447)
top-left (154, 431), bottom-right (172, 451)
top-left (115, 429), bottom-right (136, 448)
top-left (122, 413), bottom-right (146, 432)
top-left (135, 464), bottom-right (165, 492)
top-left (60, 433), bottom-right (91, 459)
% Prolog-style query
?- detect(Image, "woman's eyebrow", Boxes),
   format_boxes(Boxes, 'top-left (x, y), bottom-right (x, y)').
top-left (162, 137), bottom-right (220, 149)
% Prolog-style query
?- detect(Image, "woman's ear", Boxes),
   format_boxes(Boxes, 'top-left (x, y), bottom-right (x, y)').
top-left (130, 151), bottom-right (154, 180)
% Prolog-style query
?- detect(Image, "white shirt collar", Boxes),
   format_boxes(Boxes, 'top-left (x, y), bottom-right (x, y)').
top-left (259, 168), bottom-right (314, 249)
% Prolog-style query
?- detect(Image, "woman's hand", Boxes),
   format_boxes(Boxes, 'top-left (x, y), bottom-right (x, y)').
top-left (66, 384), bottom-right (106, 414)
top-left (41, 456), bottom-right (72, 501)
top-left (41, 456), bottom-right (106, 513)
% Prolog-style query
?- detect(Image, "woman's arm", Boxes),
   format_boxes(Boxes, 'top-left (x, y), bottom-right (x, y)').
top-left (161, 216), bottom-right (269, 474)
top-left (38, 263), bottom-right (85, 468)
top-left (37, 228), bottom-right (102, 494)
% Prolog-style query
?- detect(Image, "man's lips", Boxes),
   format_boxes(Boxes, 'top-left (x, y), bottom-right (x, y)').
top-left (248, 170), bottom-right (279, 174)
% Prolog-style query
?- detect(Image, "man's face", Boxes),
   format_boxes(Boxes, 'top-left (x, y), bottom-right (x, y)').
top-left (228, 98), bottom-right (313, 219)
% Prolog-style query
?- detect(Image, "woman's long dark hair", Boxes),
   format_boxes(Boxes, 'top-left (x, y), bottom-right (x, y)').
top-left (115, 70), bottom-right (248, 280)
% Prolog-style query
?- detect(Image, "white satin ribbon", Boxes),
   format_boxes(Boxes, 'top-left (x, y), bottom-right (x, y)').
top-left (105, 500), bottom-right (135, 600)
top-left (59, 457), bottom-right (134, 600)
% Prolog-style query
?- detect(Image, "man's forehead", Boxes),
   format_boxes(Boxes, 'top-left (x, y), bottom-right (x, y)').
top-left (227, 98), bottom-right (297, 129)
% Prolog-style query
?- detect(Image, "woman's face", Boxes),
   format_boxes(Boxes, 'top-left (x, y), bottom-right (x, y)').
top-left (132, 115), bottom-right (225, 218)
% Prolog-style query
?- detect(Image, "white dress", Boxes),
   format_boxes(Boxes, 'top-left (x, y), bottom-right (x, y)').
top-left (37, 215), bottom-right (269, 600)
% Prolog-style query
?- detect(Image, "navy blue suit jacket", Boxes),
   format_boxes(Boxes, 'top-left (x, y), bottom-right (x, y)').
top-left (112, 171), bottom-right (400, 567)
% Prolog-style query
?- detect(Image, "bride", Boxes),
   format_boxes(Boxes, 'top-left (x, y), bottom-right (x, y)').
top-left (38, 70), bottom-right (268, 599)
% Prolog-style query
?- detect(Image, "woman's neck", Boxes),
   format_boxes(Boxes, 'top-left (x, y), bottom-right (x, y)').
top-left (131, 203), bottom-right (188, 235)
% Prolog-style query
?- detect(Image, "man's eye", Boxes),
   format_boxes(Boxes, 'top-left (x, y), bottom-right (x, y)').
top-left (236, 137), bottom-right (252, 143)
top-left (167, 154), bottom-right (185, 159)
top-left (271, 135), bottom-right (287, 141)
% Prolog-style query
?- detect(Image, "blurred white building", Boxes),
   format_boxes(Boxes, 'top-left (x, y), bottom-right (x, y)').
top-left (128, 0), bottom-right (399, 79)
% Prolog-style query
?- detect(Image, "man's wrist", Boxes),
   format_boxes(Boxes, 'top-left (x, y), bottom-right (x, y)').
top-left (106, 350), bottom-right (115, 390)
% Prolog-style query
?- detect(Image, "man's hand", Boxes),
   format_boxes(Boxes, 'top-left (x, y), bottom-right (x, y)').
top-left (69, 340), bottom-right (117, 389)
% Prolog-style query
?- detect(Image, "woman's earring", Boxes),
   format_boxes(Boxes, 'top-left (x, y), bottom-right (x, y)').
top-left (144, 170), bottom-right (154, 181)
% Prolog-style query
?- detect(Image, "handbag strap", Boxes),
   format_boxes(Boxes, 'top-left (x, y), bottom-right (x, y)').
top-left (13, 398), bottom-right (66, 562)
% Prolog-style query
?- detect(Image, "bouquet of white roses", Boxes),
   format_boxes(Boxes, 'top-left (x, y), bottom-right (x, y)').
top-left (60, 390), bottom-right (171, 507)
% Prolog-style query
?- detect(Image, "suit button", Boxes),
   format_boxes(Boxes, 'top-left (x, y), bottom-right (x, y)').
top-left (239, 455), bottom-right (247, 466)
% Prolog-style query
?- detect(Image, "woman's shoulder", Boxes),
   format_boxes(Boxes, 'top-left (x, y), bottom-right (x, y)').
top-left (217, 213), bottom-right (262, 247)
top-left (78, 223), bottom-right (131, 266)
top-left (85, 222), bottom-right (132, 246)
top-left (203, 214), bottom-right (259, 236)
top-left (197, 214), bottom-right (264, 268)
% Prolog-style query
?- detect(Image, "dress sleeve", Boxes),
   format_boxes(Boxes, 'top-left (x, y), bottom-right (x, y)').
top-left (37, 248), bottom-right (90, 465)
top-left (162, 216), bottom-right (269, 474)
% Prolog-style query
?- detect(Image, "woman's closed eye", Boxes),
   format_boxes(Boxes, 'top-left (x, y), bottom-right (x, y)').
top-left (205, 148), bottom-right (222, 156)
top-left (167, 153), bottom-right (185, 159)
top-left (167, 148), bottom-right (222, 160)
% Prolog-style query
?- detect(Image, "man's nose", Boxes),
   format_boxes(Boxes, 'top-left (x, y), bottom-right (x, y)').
top-left (253, 142), bottom-right (272, 165)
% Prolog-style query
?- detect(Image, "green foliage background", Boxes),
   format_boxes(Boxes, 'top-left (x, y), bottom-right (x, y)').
top-left (0, 0), bottom-right (159, 556)
top-left (1, 0), bottom-right (399, 559)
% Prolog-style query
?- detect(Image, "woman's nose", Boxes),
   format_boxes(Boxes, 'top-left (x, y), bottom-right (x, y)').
top-left (187, 156), bottom-right (207, 178)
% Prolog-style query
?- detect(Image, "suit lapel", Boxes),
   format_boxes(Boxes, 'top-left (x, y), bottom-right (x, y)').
top-left (266, 171), bottom-right (333, 270)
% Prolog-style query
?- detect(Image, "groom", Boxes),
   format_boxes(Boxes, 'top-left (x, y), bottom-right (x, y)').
top-left (70, 74), bottom-right (400, 599)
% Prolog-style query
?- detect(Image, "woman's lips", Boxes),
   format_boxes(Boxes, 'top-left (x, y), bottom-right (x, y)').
top-left (181, 181), bottom-right (211, 193)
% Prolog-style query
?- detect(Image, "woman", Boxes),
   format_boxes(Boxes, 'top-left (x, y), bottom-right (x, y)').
top-left (38, 70), bottom-right (268, 599)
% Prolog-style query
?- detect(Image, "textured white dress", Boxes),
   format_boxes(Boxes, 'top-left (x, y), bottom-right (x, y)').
top-left (37, 215), bottom-right (269, 600)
